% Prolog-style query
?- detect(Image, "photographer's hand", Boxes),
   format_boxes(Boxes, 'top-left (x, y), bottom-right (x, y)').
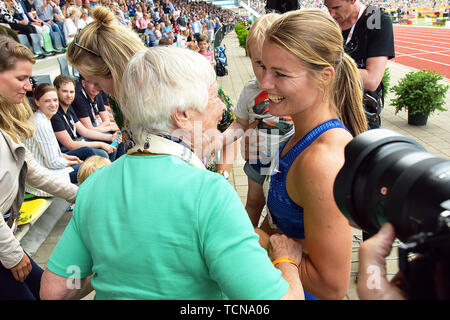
top-left (357, 223), bottom-right (407, 300)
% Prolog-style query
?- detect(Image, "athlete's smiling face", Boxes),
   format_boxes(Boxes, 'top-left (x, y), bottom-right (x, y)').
top-left (260, 40), bottom-right (321, 118)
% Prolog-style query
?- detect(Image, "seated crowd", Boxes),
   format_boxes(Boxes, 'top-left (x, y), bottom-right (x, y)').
top-left (24, 74), bottom-right (121, 192)
top-left (1, 0), bottom-right (236, 53)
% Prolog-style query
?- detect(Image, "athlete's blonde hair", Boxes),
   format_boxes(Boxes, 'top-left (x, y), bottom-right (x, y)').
top-left (0, 35), bottom-right (36, 143)
top-left (266, 9), bottom-right (367, 136)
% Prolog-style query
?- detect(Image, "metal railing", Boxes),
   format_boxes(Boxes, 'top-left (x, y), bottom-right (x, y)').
top-left (213, 23), bottom-right (235, 49)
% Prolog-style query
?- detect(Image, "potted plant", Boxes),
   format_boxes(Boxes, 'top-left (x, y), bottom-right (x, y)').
top-left (391, 69), bottom-right (449, 126)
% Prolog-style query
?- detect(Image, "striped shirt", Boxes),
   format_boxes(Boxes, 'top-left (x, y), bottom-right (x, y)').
top-left (24, 110), bottom-right (71, 197)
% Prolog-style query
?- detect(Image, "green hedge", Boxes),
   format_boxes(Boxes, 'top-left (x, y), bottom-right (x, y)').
top-left (235, 23), bottom-right (248, 51)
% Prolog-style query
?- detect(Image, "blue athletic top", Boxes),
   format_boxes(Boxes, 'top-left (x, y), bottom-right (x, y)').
top-left (267, 119), bottom-right (347, 239)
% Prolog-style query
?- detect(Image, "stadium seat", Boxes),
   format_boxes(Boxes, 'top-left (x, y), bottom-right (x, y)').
top-left (72, 66), bottom-right (80, 80)
top-left (17, 198), bottom-right (52, 226)
top-left (32, 74), bottom-right (52, 86)
top-left (57, 57), bottom-right (73, 78)
top-left (29, 33), bottom-right (52, 58)
top-left (52, 32), bottom-right (66, 53)
top-left (41, 32), bottom-right (57, 55)
top-left (17, 34), bottom-right (32, 51)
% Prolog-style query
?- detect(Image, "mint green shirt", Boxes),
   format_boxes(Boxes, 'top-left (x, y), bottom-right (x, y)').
top-left (47, 155), bottom-right (289, 299)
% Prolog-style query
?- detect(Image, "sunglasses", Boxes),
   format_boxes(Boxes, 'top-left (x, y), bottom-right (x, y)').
top-left (73, 29), bottom-right (102, 58)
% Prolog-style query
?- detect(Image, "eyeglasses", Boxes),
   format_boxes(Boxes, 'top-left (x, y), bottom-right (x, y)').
top-left (73, 29), bottom-right (102, 59)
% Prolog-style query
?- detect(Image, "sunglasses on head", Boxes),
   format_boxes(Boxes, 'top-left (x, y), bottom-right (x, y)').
top-left (73, 29), bottom-right (102, 59)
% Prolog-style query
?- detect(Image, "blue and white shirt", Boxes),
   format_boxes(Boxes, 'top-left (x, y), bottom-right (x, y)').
top-left (24, 110), bottom-right (71, 197)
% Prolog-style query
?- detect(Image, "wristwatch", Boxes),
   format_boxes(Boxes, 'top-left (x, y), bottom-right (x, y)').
top-left (219, 170), bottom-right (230, 180)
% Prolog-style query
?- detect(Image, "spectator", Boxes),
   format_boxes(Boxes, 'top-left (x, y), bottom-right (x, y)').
top-left (161, 0), bottom-right (173, 14)
top-left (0, 34), bottom-right (76, 300)
top-left (191, 15), bottom-right (202, 40)
top-left (50, 75), bottom-right (118, 160)
top-left (175, 26), bottom-right (188, 48)
top-left (0, 0), bottom-right (38, 44)
top-left (205, 14), bottom-right (215, 44)
top-left (33, 0), bottom-right (66, 46)
top-left (133, 4), bottom-right (142, 21)
top-left (154, 21), bottom-right (163, 41)
top-left (77, 8), bottom-right (93, 28)
top-left (161, 19), bottom-right (172, 37)
top-left (259, 9), bottom-right (367, 299)
top-left (71, 76), bottom-right (119, 133)
top-left (40, 46), bottom-right (304, 300)
top-left (197, 33), bottom-right (215, 66)
top-left (136, 11), bottom-right (149, 33)
top-left (18, 0), bottom-right (55, 48)
top-left (143, 22), bottom-right (157, 47)
top-left (24, 84), bottom-right (97, 186)
top-left (172, 5), bottom-right (180, 20)
top-left (65, 0), bottom-right (82, 18)
top-left (113, 8), bottom-right (128, 26)
top-left (175, 8), bottom-right (186, 26)
top-left (63, 6), bottom-right (80, 45)
top-left (151, 5), bottom-right (159, 22)
top-left (214, 17), bottom-right (221, 32)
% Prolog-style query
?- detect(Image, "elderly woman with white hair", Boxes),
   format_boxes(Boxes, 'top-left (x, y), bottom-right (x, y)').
top-left (40, 47), bottom-right (304, 300)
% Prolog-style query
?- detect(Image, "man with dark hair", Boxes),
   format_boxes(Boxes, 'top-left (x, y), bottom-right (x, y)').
top-left (51, 75), bottom-right (119, 161)
top-left (324, 0), bottom-right (395, 129)
top-left (71, 75), bottom-right (118, 133)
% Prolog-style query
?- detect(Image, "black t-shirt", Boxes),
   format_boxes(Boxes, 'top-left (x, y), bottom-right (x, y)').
top-left (176, 16), bottom-right (186, 27)
top-left (71, 81), bottom-right (106, 127)
top-left (342, 6), bottom-right (395, 72)
top-left (51, 105), bottom-right (79, 145)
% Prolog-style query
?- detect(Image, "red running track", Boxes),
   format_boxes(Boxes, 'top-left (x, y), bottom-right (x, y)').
top-left (393, 25), bottom-right (450, 79)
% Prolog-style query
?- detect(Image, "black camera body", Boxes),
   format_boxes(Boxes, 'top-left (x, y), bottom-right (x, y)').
top-left (334, 129), bottom-right (450, 299)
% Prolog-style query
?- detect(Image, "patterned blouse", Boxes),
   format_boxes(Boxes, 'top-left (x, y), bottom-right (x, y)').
top-left (0, 1), bottom-right (17, 24)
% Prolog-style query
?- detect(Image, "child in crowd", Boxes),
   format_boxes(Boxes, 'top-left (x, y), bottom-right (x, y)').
top-left (197, 34), bottom-right (216, 67)
top-left (221, 13), bottom-right (295, 227)
top-left (77, 155), bottom-right (111, 184)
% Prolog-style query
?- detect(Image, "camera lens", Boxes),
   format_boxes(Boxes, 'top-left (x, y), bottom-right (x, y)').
top-left (334, 129), bottom-right (450, 242)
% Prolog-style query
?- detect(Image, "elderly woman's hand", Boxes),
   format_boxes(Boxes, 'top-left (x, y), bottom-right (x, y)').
top-left (269, 234), bottom-right (302, 268)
